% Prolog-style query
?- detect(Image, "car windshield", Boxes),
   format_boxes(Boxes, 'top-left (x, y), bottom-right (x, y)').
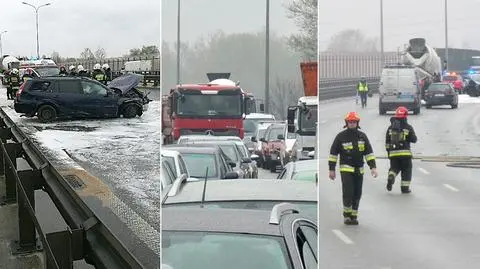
top-left (162, 231), bottom-right (292, 269)
top-left (292, 170), bottom-right (317, 182)
top-left (287, 132), bottom-right (296, 139)
top-left (218, 145), bottom-right (238, 162)
top-left (176, 92), bottom-right (242, 117)
top-left (162, 156), bottom-right (177, 177)
top-left (244, 118), bottom-right (274, 133)
top-left (35, 67), bottom-right (60, 77)
top-left (163, 201), bottom-right (317, 219)
top-left (257, 129), bottom-right (267, 139)
top-left (299, 106), bottom-right (317, 133)
top-left (181, 153), bottom-right (218, 178)
top-left (268, 127), bottom-right (284, 141)
top-left (427, 84), bottom-right (450, 91)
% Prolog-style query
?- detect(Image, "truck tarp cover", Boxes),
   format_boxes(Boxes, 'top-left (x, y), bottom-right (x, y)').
top-left (108, 73), bottom-right (141, 94)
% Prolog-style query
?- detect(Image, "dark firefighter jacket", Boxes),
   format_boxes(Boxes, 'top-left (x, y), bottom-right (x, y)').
top-left (329, 128), bottom-right (376, 174)
top-left (385, 117), bottom-right (417, 158)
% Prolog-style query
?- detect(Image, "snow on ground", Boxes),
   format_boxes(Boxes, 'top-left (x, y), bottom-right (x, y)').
top-left (0, 87), bottom-right (160, 230)
top-left (459, 94), bottom-right (480, 104)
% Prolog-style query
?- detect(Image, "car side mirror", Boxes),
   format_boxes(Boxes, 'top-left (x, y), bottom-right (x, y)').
top-left (241, 157), bottom-right (252, 163)
top-left (228, 161), bottom-right (236, 168)
top-left (224, 171), bottom-right (239, 179)
top-left (251, 136), bottom-right (257, 142)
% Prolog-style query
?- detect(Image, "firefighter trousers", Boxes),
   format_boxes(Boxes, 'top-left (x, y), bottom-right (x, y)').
top-left (359, 92), bottom-right (368, 108)
top-left (341, 170), bottom-right (363, 219)
top-left (388, 157), bottom-right (412, 190)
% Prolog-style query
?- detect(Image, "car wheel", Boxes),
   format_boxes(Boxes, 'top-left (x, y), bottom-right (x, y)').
top-left (122, 104), bottom-right (139, 118)
top-left (451, 104), bottom-right (458, 109)
top-left (426, 104), bottom-right (432, 109)
top-left (37, 105), bottom-right (57, 123)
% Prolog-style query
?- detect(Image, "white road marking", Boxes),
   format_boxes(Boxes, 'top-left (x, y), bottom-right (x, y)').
top-left (418, 167), bottom-right (430, 175)
top-left (443, 183), bottom-right (459, 192)
top-left (332, 229), bottom-right (354, 245)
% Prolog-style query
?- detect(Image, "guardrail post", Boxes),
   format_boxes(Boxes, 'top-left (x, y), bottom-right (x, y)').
top-left (12, 169), bottom-right (43, 254)
top-left (45, 228), bottom-right (83, 269)
top-left (2, 143), bottom-right (22, 204)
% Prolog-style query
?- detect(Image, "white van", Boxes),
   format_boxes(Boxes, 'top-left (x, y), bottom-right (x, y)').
top-left (378, 65), bottom-right (422, 115)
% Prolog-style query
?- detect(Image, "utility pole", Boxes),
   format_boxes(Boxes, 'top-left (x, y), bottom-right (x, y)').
top-left (265, 0), bottom-right (270, 113)
top-left (176, 0), bottom-right (181, 84)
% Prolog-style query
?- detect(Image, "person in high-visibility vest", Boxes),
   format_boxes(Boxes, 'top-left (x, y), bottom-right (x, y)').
top-left (328, 112), bottom-right (378, 225)
top-left (385, 106), bottom-right (417, 193)
top-left (356, 77), bottom-right (369, 108)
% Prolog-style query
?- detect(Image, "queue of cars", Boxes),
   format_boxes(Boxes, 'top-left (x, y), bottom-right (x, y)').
top-left (161, 113), bottom-right (318, 269)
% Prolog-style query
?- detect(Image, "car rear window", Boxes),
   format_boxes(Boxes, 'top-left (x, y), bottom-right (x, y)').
top-left (181, 153), bottom-right (218, 178)
top-left (427, 84), bottom-right (450, 91)
top-left (162, 231), bottom-right (292, 269)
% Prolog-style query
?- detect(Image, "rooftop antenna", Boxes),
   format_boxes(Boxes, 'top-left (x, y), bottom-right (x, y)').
top-left (200, 167), bottom-right (208, 208)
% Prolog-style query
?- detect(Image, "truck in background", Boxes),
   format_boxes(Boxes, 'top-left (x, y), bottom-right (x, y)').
top-left (161, 72), bottom-right (251, 144)
top-left (287, 62), bottom-right (318, 161)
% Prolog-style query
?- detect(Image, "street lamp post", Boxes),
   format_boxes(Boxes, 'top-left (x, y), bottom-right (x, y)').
top-left (0, 31), bottom-right (7, 58)
top-left (176, 0), bottom-right (181, 85)
top-left (22, 2), bottom-right (52, 59)
top-left (265, 0), bottom-right (270, 113)
top-left (380, 0), bottom-right (384, 66)
top-left (444, 0), bottom-right (449, 71)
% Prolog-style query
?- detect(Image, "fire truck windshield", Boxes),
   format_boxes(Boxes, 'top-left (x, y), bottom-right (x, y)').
top-left (176, 92), bottom-right (242, 117)
top-left (299, 106), bottom-right (317, 133)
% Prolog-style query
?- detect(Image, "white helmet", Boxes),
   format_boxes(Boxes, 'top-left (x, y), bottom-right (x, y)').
top-left (93, 63), bottom-right (101, 70)
top-left (77, 65), bottom-right (84, 72)
top-left (69, 65), bottom-right (75, 71)
top-left (11, 68), bottom-right (18, 74)
top-left (102, 63), bottom-right (109, 69)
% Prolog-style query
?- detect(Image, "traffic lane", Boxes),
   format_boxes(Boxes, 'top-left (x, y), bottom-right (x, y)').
top-left (257, 166), bottom-right (279, 179)
top-left (318, 95), bottom-right (480, 158)
top-left (320, 159), bottom-right (480, 269)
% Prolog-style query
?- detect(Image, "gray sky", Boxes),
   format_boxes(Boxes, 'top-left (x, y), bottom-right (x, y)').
top-left (319, 0), bottom-right (480, 52)
top-left (0, 0), bottom-right (160, 58)
top-left (161, 0), bottom-right (299, 45)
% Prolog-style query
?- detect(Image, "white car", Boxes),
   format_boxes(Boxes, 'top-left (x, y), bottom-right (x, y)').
top-left (161, 149), bottom-right (192, 178)
top-left (177, 135), bottom-right (242, 144)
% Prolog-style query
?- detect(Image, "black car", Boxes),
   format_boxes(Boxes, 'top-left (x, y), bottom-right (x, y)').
top-left (424, 82), bottom-right (458, 109)
top-left (464, 74), bottom-right (480, 97)
top-left (162, 145), bottom-right (239, 180)
top-left (162, 204), bottom-right (317, 269)
top-left (13, 74), bottom-right (151, 122)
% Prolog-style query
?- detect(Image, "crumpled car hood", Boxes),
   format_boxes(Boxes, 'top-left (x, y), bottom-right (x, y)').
top-left (107, 73), bottom-right (143, 94)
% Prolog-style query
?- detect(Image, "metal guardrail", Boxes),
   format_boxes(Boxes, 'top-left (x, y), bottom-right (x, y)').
top-left (319, 76), bottom-right (380, 101)
top-left (0, 109), bottom-right (144, 269)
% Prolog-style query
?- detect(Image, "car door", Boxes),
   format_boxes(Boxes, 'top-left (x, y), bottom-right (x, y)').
top-left (53, 80), bottom-right (84, 116)
top-left (79, 80), bottom-right (118, 117)
top-left (281, 215), bottom-right (318, 269)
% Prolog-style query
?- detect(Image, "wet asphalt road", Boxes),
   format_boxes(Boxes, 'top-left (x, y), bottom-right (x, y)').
top-left (319, 95), bottom-right (480, 269)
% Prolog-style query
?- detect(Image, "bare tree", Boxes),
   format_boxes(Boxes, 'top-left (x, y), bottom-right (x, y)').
top-left (80, 48), bottom-right (95, 60)
top-left (285, 0), bottom-right (317, 60)
top-left (94, 47), bottom-right (107, 59)
top-left (51, 51), bottom-right (61, 63)
top-left (327, 29), bottom-right (378, 53)
top-left (269, 78), bottom-right (303, 120)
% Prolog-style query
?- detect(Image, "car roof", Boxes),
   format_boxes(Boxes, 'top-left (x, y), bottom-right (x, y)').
top-left (161, 149), bottom-right (181, 157)
top-left (163, 146), bottom-right (219, 154)
top-left (162, 207), bottom-right (282, 236)
top-left (163, 179), bottom-right (317, 204)
top-left (184, 140), bottom-right (238, 146)
top-left (178, 135), bottom-right (242, 141)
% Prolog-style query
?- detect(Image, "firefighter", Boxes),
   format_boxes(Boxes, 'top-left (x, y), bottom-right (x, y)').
top-left (356, 76), bottom-right (369, 108)
top-left (328, 112), bottom-right (378, 225)
top-left (77, 65), bottom-right (88, 77)
top-left (8, 69), bottom-right (21, 100)
top-left (102, 63), bottom-right (112, 82)
top-left (69, 65), bottom-right (77, 76)
top-left (92, 63), bottom-right (107, 85)
top-left (4, 70), bottom-right (11, 98)
top-left (385, 106), bottom-right (417, 193)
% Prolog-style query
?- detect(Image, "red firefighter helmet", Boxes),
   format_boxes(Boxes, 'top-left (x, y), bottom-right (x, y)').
top-left (395, 106), bottom-right (408, 119)
top-left (344, 111), bottom-right (360, 122)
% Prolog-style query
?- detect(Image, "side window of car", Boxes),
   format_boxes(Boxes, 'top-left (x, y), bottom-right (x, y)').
top-left (81, 81), bottom-right (107, 96)
top-left (295, 224), bottom-right (318, 269)
top-left (218, 153), bottom-right (228, 174)
top-left (57, 80), bottom-right (82, 94)
top-left (29, 81), bottom-right (52, 92)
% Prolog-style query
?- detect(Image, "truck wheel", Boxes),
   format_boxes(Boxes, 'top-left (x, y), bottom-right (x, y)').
top-left (37, 105), bottom-right (57, 123)
top-left (122, 104), bottom-right (139, 118)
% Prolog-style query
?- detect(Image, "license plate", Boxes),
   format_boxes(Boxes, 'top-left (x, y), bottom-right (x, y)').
top-left (435, 94), bottom-right (444, 97)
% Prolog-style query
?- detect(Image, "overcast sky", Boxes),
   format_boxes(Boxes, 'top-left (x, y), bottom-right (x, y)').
top-left (161, 0), bottom-right (299, 45)
top-left (319, 0), bottom-right (480, 51)
top-left (0, 0), bottom-right (160, 58)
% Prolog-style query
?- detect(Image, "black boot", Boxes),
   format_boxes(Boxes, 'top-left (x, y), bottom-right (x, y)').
top-left (350, 215), bottom-right (359, 225)
top-left (386, 174), bottom-right (395, 191)
top-left (401, 186), bottom-right (411, 193)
